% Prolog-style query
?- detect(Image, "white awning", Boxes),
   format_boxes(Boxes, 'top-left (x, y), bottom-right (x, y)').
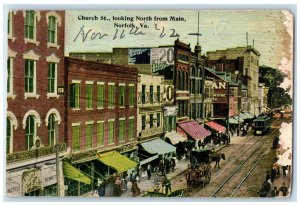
top-left (165, 131), bottom-right (186, 145)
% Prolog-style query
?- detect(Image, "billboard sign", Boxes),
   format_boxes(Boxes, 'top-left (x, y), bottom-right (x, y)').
top-left (128, 48), bottom-right (151, 64)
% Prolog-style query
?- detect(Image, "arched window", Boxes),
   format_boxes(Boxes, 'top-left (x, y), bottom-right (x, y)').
top-left (48, 114), bottom-right (55, 146)
top-left (7, 118), bottom-right (11, 154)
top-left (177, 71), bottom-right (181, 89)
top-left (25, 115), bottom-right (35, 150)
top-left (185, 72), bottom-right (189, 91)
top-left (181, 71), bottom-right (185, 90)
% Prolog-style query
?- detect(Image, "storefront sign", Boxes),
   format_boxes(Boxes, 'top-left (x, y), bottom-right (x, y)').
top-left (42, 164), bottom-right (57, 187)
top-left (128, 48), bottom-right (151, 64)
top-left (163, 106), bottom-right (178, 116)
top-left (6, 173), bottom-right (22, 196)
top-left (22, 169), bottom-right (42, 194)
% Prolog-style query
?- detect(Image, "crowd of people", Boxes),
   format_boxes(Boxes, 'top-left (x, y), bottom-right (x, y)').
top-left (258, 157), bottom-right (290, 197)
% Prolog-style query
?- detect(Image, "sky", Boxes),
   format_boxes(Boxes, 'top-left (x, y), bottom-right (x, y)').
top-left (65, 10), bottom-right (293, 71)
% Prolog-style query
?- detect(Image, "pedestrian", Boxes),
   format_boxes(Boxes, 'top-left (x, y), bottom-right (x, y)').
top-left (282, 165), bottom-right (287, 176)
top-left (270, 186), bottom-right (279, 197)
top-left (162, 176), bottom-right (172, 195)
top-left (131, 180), bottom-right (141, 197)
top-left (121, 176), bottom-right (127, 193)
top-left (279, 182), bottom-right (288, 196)
top-left (113, 176), bottom-right (122, 197)
top-left (147, 164), bottom-right (152, 180)
top-left (97, 179), bottom-right (106, 197)
top-left (265, 170), bottom-right (270, 182)
top-left (270, 168), bottom-right (276, 183)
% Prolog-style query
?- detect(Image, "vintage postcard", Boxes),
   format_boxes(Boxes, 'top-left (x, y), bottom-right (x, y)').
top-left (5, 9), bottom-right (293, 198)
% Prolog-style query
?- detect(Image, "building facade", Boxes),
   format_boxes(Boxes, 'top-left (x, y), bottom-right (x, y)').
top-left (64, 58), bottom-right (138, 195)
top-left (6, 10), bottom-right (66, 196)
top-left (137, 74), bottom-right (164, 142)
top-left (206, 46), bottom-right (260, 115)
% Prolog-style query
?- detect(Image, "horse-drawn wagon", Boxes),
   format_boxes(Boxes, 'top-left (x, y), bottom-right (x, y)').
top-left (185, 148), bottom-right (225, 188)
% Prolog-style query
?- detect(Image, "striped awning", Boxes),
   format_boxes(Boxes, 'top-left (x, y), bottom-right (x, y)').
top-left (63, 161), bottom-right (91, 185)
top-left (205, 121), bottom-right (226, 133)
top-left (177, 120), bottom-right (211, 141)
top-left (97, 151), bottom-right (137, 173)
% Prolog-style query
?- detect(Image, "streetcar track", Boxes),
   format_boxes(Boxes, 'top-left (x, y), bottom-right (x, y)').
top-left (192, 118), bottom-right (283, 197)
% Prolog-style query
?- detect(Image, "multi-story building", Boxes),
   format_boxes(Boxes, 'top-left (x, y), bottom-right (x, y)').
top-left (174, 39), bottom-right (191, 122)
top-left (206, 46), bottom-right (260, 115)
top-left (163, 79), bottom-right (177, 133)
top-left (137, 74), bottom-right (164, 142)
top-left (64, 58), bottom-right (138, 196)
top-left (6, 10), bottom-right (66, 196)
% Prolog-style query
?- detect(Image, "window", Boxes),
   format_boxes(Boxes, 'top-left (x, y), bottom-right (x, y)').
top-left (142, 115), bottom-right (146, 130)
top-left (25, 11), bottom-right (35, 39)
top-left (72, 124), bottom-right (80, 151)
top-left (25, 59), bottom-right (35, 93)
top-left (157, 113), bottom-right (160, 127)
top-left (70, 83), bottom-right (80, 109)
top-left (97, 121), bottom-right (104, 146)
top-left (48, 114), bottom-right (55, 146)
top-left (48, 16), bottom-right (56, 43)
top-left (108, 120), bottom-right (115, 144)
top-left (48, 63), bottom-right (56, 93)
top-left (8, 12), bottom-right (11, 35)
top-left (25, 115), bottom-right (35, 150)
top-left (129, 85), bottom-right (135, 106)
top-left (150, 114), bottom-right (154, 128)
top-left (97, 83), bottom-right (104, 108)
top-left (119, 85), bottom-right (125, 107)
top-left (7, 58), bottom-right (11, 93)
top-left (86, 123), bottom-right (93, 149)
top-left (119, 119), bottom-right (125, 142)
top-left (157, 86), bottom-right (160, 103)
top-left (128, 118), bottom-right (134, 140)
top-left (86, 83), bottom-right (93, 109)
top-left (142, 85), bottom-right (146, 104)
top-left (6, 118), bottom-right (11, 154)
top-left (150, 85), bottom-right (154, 104)
top-left (251, 56), bottom-right (253, 63)
top-left (108, 84), bottom-right (115, 108)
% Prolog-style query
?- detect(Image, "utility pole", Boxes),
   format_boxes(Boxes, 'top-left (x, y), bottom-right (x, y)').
top-left (188, 11), bottom-right (205, 124)
top-left (227, 80), bottom-right (230, 138)
top-left (55, 121), bottom-right (60, 196)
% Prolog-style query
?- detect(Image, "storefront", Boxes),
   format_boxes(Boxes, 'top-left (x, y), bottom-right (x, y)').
top-left (177, 120), bottom-right (211, 149)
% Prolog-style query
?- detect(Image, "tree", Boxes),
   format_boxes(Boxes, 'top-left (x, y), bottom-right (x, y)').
top-left (259, 65), bottom-right (292, 109)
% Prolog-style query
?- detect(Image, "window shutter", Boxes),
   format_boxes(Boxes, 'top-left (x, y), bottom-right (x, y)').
top-left (70, 83), bottom-right (75, 108)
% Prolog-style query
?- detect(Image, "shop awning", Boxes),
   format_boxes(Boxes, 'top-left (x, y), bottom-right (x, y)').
top-left (205, 121), bottom-right (226, 133)
top-left (97, 151), bottom-right (137, 173)
top-left (63, 161), bottom-right (91, 185)
top-left (229, 118), bottom-right (239, 124)
top-left (140, 138), bottom-right (176, 155)
top-left (243, 112), bottom-right (254, 119)
top-left (234, 114), bottom-right (246, 122)
top-left (177, 120), bottom-right (211, 141)
top-left (139, 154), bottom-right (159, 165)
top-left (165, 131), bottom-right (186, 145)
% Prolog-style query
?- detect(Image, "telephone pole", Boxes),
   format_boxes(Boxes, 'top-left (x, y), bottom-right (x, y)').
top-left (188, 11), bottom-right (205, 124)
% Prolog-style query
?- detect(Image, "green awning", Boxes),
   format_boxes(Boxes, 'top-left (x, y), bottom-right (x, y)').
top-left (229, 118), bottom-right (238, 124)
top-left (140, 138), bottom-right (176, 155)
top-left (97, 151), bottom-right (137, 173)
top-left (62, 161), bottom-right (91, 185)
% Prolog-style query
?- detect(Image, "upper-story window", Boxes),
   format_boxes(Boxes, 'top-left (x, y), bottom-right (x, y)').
top-left (47, 63), bottom-right (57, 94)
top-left (25, 11), bottom-right (36, 40)
top-left (48, 114), bottom-right (56, 146)
top-left (108, 84), bottom-right (115, 108)
top-left (157, 86), bottom-right (161, 103)
top-left (6, 118), bottom-right (12, 154)
top-left (70, 81), bottom-right (81, 109)
top-left (142, 85), bottom-right (146, 104)
top-left (25, 115), bottom-right (35, 150)
top-left (8, 12), bottom-right (13, 37)
top-left (119, 84), bottom-right (125, 107)
top-left (129, 84), bottom-right (135, 107)
top-left (86, 82), bottom-right (93, 110)
top-left (48, 16), bottom-right (57, 44)
top-left (25, 59), bottom-right (36, 94)
top-left (150, 85), bottom-right (154, 104)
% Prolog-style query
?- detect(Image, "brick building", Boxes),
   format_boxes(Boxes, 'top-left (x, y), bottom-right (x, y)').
top-left (64, 58), bottom-right (138, 196)
top-left (6, 10), bottom-right (66, 196)
top-left (206, 46), bottom-right (260, 115)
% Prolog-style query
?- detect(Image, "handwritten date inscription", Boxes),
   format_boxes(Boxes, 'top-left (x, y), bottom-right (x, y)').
top-left (73, 25), bottom-right (180, 42)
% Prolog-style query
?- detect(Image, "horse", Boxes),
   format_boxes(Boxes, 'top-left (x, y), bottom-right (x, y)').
top-left (210, 153), bottom-right (225, 169)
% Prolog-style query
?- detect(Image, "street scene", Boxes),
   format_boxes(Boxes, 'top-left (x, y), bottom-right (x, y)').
top-left (6, 9), bottom-right (293, 198)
